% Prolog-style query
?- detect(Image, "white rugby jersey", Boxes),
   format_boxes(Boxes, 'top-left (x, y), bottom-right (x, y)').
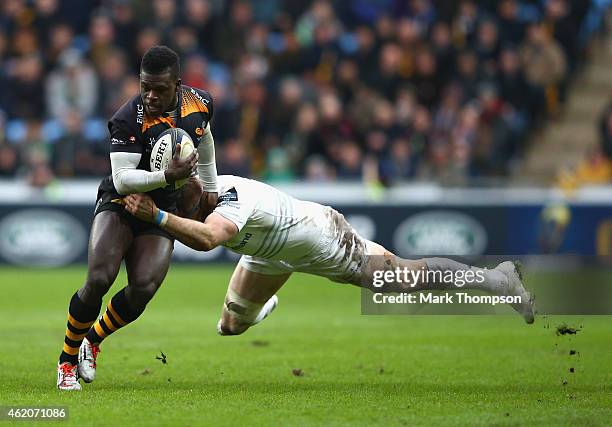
top-left (213, 175), bottom-right (327, 261)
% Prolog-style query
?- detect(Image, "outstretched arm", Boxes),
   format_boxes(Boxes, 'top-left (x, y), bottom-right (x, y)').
top-left (124, 193), bottom-right (238, 251)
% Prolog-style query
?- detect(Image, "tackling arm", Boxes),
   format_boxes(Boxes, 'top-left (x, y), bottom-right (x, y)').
top-left (124, 193), bottom-right (238, 251)
top-left (162, 212), bottom-right (237, 251)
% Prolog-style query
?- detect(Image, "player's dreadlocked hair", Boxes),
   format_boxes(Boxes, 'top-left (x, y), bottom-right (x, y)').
top-left (141, 45), bottom-right (180, 79)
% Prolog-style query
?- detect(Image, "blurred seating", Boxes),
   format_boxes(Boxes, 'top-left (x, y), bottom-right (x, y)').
top-left (0, 0), bottom-right (609, 187)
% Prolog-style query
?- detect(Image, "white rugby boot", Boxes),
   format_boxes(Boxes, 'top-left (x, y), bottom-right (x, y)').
top-left (57, 362), bottom-right (81, 391)
top-left (495, 261), bottom-right (536, 324)
top-left (78, 337), bottom-right (100, 383)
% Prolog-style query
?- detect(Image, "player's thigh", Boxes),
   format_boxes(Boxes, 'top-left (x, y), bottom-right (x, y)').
top-left (125, 234), bottom-right (174, 288)
top-left (86, 211), bottom-right (133, 285)
top-left (228, 263), bottom-right (291, 303)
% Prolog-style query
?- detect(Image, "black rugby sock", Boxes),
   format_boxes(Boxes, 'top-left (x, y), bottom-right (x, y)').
top-left (59, 292), bottom-right (101, 365)
top-left (86, 287), bottom-right (145, 345)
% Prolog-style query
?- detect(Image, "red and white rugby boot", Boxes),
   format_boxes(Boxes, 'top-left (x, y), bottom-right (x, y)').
top-left (78, 337), bottom-right (100, 383)
top-left (57, 362), bottom-right (81, 391)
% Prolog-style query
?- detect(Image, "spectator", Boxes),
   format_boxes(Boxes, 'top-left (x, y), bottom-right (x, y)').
top-left (45, 23), bottom-right (74, 70)
top-left (6, 55), bottom-right (46, 120)
top-left (304, 154), bottom-right (334, 181)
top-left (474, 19), bottom-right (499, 77)
top-left (599, 103), bottom-right (612, 160)
top-left (0, 143), bottom-right (19, 177)
top-left (520, 22), bottom-right (567, 116)
top-left (335, 140), bottom-right (363, 179)
top-left (219, 138), bottom-right (251, 177)
top-left (20, 121), bottom-right (54, 187)
top-left (213, 0), bottom-right (252, 65)
top-left (379, 137), bottom-right (417, 184)
top-left (33, 0), bottom-right (62, 45)
top-left (46, 48), bottom-right (98, 120)
top-left (185, 0), bottom-right (216, 53)
top-left (430, 22), bottom-right (455, 83)
top-left (412, 46), bottom-right (442, 108)
top-left (371, 42), bottom-right (402, 99)
top-left (497, 0), bottom-right (525, 46)
top-left (454, 49), bottom-right (480, 101)
top-left (0, 110), bottom-right (19, 177)
top-left (152, 0), bottom-right (178, 41)
top-left (110, 1), bottom-right (139, 54)
top-left (97, 48), bottom-right (129, 117)
top-left (88, 13), bottom-right (116, 72)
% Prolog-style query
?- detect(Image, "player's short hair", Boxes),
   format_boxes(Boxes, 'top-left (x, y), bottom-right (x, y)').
top-left (141, 45), bottom-right (180, 79)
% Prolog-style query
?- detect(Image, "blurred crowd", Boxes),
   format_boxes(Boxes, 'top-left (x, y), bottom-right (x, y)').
top-left (0, 0), bottom-right (610, 186)
top-left (558, 99), bottom-right (612, 191)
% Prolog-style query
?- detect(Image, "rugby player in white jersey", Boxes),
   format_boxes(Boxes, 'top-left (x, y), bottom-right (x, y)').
top-left (120, 175), bottom-right (535, 331)
top-left (122, 175), bottom-right (535, 340)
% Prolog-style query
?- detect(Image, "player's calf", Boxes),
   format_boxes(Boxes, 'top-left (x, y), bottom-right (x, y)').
top-left (359, 251), bottom-right (535, 323)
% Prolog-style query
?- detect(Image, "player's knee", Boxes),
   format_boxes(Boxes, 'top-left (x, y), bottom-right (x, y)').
top-left (128, 279), bottom-right (161, 307)
top-left (225, 290), bottom-right (264, 323)
top-left (216, 289), bottom-right (266, 336)
top-left (84, 268), bottom-right (116, 298)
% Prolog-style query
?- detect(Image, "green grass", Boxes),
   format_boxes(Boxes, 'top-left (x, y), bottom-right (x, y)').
top-left (0, 265), bottom-right (610, 426)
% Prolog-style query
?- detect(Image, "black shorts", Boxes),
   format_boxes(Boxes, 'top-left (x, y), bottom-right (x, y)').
top-left (93, 188), bottom-right (175, 240)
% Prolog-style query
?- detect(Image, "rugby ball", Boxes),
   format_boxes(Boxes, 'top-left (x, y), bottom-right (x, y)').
top-left (150, 128), bottom-right (196, 188)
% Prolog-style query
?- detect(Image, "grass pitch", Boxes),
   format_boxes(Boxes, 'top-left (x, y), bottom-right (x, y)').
top-left (0, 265), bottom-right (610, 426)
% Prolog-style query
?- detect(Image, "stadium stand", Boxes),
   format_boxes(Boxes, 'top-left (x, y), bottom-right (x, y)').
top-left (0, 0), bottom-right (610, 186)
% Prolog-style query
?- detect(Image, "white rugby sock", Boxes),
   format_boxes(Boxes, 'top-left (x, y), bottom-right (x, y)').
top-left (422, 258), bottom-right (507, 294)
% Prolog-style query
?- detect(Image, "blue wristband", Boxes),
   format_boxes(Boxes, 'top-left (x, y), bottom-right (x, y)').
top-left (155, 209), bottom-right (166, 226)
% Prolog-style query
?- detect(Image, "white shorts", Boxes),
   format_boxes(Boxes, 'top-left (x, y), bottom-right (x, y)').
top-left (238, 207), bottom-right (373, 284)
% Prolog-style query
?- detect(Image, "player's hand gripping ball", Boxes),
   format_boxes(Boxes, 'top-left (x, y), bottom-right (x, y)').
top-left (150, 128), bottom-right (197, 188)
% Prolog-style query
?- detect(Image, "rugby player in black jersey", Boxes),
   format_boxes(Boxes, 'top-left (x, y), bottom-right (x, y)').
top-left (56, 46), bottom-right (219, 390)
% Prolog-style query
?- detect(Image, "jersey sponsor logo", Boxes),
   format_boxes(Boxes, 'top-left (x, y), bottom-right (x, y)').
top-left (189, 88), bottom-right (209, 105)
top-left (218, 187), bottom-right (238, 203)
top-left (136, 104), bottom-right (144, 124)
top-left (231, 232), bottom-right (253, 250)
top-left (111, 136), bottom-right (136, 145)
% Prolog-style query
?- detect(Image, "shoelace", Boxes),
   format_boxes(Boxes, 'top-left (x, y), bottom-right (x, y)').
top-left (90, 344), bottom-right (101, 368)
top-left (60, 364), bottom-right (77, 382)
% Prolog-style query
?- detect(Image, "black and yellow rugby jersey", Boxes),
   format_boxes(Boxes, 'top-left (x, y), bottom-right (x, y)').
top-left (98, 85), bottom-right (214, 210)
